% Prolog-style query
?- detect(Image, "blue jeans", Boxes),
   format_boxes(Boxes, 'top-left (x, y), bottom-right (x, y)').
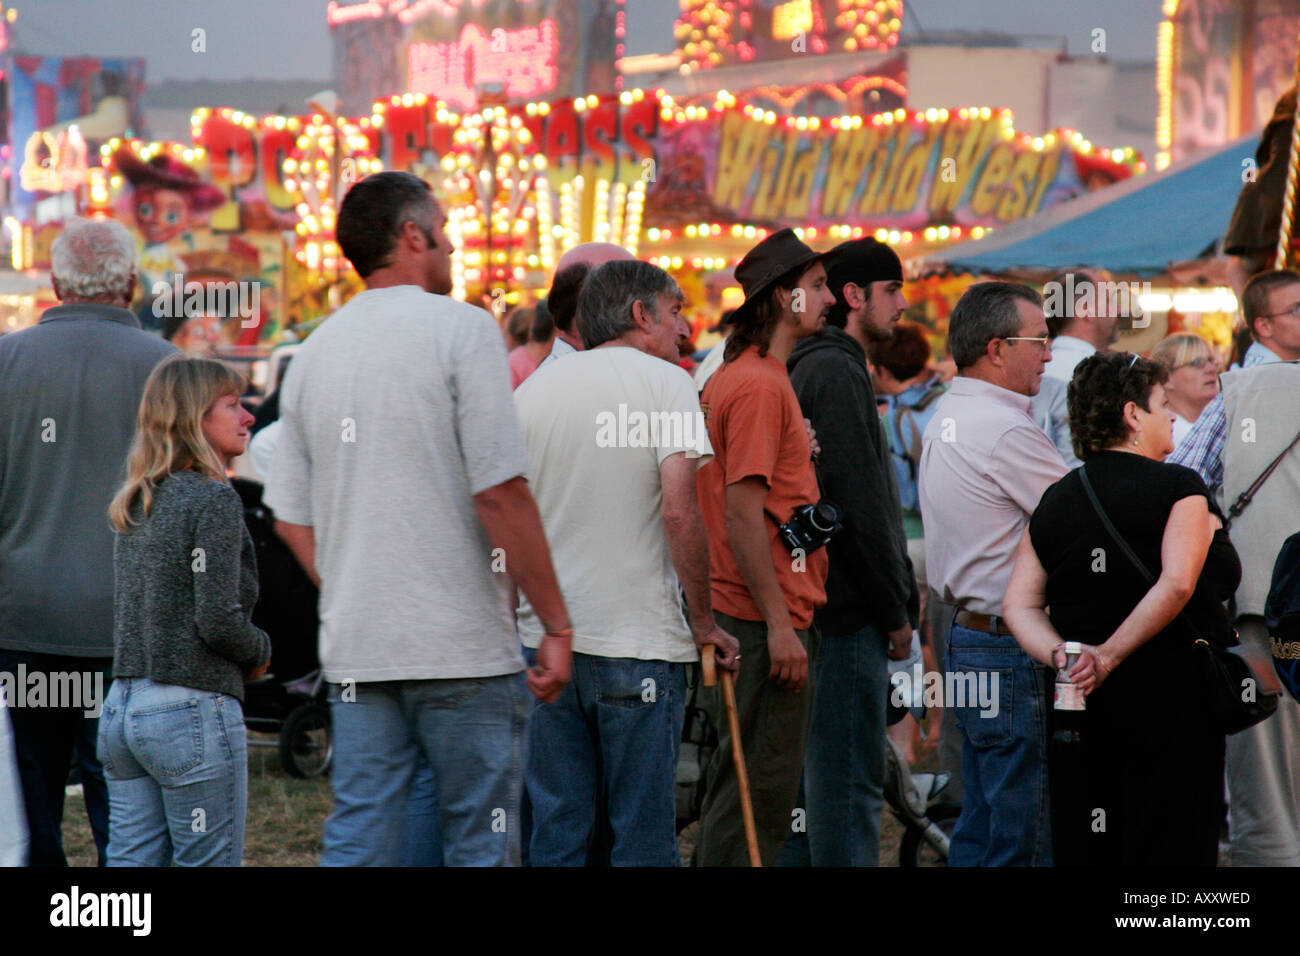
top-left (0, 649), bottom-right (111, 866)
top-left (97, 677), bottom-right (248, 867)
top-left (945, 623), bottom-right (1052, 866)
top-left (803, 622), bottom-right (890, 866)
top-left (400, 755), bottom-right (443, 866)
top-left (525, 650), bottom-right (686, 866)
top-left (321, 672), bottom-right (528, 867)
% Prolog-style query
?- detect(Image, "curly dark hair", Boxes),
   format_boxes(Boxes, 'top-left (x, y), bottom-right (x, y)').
top-left (1067, 351), bottom-right (1169, 461)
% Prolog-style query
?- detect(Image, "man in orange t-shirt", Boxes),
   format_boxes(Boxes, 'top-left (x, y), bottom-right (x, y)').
top-left (694, 228), bottom-right (834, 866)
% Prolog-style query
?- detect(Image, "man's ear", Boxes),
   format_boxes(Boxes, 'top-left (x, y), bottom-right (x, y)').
top-left (985, 337), bottom-right (1004, 367)
top-left (842, 282), bottom-right (866, 310)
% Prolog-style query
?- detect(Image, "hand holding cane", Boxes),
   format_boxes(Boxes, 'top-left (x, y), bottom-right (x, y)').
top-left (701, 644), bottom-right (761, 867)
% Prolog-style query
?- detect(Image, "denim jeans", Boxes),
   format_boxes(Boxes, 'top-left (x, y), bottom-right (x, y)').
top-left (525, 651), bottom-right (686, 866)
top-left (321, 672), bottom-right (528, 867)
top-left (400, 754), bottom-right (443, 866)
top-left (97, 677), bottom-right (248, 866)
top-left (802, 622), bottom-right (890, 866)
top-left (0, 649), bottom-right (111, 866)
top-left (945, 623), bottom-right (1052, 867)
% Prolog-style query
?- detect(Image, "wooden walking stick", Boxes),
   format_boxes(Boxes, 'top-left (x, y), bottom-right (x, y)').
top-left (701, 645), bottom-right (761, 867)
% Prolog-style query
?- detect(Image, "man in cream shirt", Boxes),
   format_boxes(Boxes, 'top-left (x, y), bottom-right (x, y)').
top-left (515, 259), bottom-right (738, 866)
top-left (919, 281), bottom-right (1067, 867)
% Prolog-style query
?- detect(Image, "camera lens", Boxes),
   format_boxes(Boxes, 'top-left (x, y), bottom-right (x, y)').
top-left (809, 501), bottom-right (840, 532)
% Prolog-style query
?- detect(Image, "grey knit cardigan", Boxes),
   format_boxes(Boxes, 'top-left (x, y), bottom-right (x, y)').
top-left (112, 471), bottom-right (270, 701)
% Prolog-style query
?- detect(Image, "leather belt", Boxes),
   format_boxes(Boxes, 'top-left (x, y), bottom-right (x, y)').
top-left (954, 609), bottom-right (1013, 636)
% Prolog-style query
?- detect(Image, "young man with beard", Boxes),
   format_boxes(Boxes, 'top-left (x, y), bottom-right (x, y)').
top-left (785, 238), bottom-right (915, 866)
top-left (694, 228), bottom-right (835, 866)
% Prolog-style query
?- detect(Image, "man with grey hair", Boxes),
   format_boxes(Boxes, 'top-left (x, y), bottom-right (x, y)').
top-left (0, 217), bottom-right (174, 866)
top-left (918, 281), bottom-right (1066, 866)
top-left (513, 259), bottom-right (739, 865)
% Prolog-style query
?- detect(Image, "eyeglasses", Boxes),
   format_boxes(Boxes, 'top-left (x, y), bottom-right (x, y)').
top-left (1000, 336), bottom-right (1050, 347)
top-left (1256, 301), bottom-right (1300, 320)
top-left (1175, 356), bottom-right (1215, 370)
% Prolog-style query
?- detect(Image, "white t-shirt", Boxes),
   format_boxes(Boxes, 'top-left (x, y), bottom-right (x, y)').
top-left (264, 286), bottom-right (532, 683)
top-left (514, 346), bottom-right (713, 661)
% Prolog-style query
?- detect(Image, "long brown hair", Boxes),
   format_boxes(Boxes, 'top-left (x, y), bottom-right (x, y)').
top-left (109, 355), bottom-right (245, 533)
top-left (724, 263), bottom-right (806, 363)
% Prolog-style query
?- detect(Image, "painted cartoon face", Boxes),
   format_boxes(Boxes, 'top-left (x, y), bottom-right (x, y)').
top-left (133, 187), bottom-right (189, 243)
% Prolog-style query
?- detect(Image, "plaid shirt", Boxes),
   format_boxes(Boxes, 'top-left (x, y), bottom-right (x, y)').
top-left (1167, 342), bottom-right (1282, 490)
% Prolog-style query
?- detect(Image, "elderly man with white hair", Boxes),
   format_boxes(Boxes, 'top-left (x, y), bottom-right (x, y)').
top-left (0, 217), bottom-right (174, 866)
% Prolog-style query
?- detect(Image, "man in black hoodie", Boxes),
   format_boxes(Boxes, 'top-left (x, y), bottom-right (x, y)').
top-left (786, 237), bottom-right (916, 866)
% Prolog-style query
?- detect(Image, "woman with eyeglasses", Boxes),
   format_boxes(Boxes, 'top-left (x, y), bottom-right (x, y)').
top-left (1149, 333), bottom-right (1220, 449)
top-left (1003, 351), bottom-right (1240, 866)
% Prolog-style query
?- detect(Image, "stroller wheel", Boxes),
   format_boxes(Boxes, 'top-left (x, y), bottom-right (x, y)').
top-left (899, 802), bottom-right (961, 867)
top-left (279, 702), bottom-right (332, 778)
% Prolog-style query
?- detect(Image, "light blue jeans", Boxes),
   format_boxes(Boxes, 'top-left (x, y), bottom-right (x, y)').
top-left (97, 677), bottom-right (248, 867)
top-left (321, 672), bottom-right (528, 867)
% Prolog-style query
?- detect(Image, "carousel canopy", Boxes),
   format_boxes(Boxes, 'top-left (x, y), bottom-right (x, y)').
top-left (911, 133), bottom-right (1259, 279)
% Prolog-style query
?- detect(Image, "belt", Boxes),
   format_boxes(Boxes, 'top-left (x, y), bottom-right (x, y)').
top-left (954, 609), bottom-right (1013, 636)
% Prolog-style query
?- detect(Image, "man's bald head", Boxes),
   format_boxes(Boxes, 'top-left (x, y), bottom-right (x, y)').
top-left (547, 243), bottom-right (636, 338)
top-left (555, 242), bottom-right (633, 273)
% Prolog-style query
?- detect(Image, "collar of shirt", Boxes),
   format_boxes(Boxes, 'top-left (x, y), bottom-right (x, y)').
top-left (39, 303), bottom-right (141, 328)
top-left (948, 375), bottom-right (1035, 416)
top-left (1049, 335), bottom-right (1095, 358)
top-left (550, 336), bottom-right (577, 358)
top-left (1243, 341), bottom-right (1283, 367)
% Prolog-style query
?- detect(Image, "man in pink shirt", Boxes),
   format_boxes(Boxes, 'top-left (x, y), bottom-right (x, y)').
top-left (918, 281), bottom-right (1067, 866)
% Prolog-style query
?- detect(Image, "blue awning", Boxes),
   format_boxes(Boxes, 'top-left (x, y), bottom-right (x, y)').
top-left (912, 133), bottom-right (1261, 279)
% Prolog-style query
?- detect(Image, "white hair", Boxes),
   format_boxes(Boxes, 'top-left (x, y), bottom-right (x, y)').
top-left (49, 217), bottom-right (138, 301)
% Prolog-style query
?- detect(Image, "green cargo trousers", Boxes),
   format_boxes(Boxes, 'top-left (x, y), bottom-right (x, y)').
top-left (696, 610), bottom-right (818, 867)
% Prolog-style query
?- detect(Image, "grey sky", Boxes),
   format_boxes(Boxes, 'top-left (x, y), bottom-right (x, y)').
top-left (16, 0), bottom-right (1163, 83)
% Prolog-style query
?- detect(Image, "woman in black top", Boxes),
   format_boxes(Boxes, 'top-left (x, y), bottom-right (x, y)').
top-left (1004, 351), bottom-right (1240, 866)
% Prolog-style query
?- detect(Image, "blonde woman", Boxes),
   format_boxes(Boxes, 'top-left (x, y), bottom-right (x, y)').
top-left (99, 356), bottom-right (270, 866)
top-left (1149, 333), bottom-right (1219, 449)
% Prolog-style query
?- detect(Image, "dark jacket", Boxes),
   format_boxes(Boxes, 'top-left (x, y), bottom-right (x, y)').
top-left (788, 326), bottom-right (914, 635)
top-left (0, 305), bottom-right (174, 657)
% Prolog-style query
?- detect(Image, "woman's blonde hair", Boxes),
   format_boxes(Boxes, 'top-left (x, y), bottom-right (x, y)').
top-left (1149, 332), bottom-right (1214, 373)
top-left (109, 355), bottom-right (246, 533)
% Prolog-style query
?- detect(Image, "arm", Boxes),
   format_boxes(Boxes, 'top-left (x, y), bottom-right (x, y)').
top-left (659, 452), bottom-right (739, 670)
top-left (274, 520), bottom-right (320, 588)
top-left (1094, 494), bottom-right (1214, 675)
top-left (473, 476), bottom-right (572, 702)
top-left (725, 477), bottom-right (805, 691)
top-left (193, 487), bottom-right (271, 671)
top-left (1004, 529), bottom-right (1063, 666)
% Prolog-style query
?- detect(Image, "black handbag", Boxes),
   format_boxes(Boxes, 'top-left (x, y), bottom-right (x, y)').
top-left (1079, 465), bottom-right (1278, 735)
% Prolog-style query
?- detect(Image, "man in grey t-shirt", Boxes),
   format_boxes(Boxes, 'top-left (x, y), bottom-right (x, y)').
top-left (266, 172), bottom-right (573, 866)
top-left (0, 218), bottom-right (174, 866)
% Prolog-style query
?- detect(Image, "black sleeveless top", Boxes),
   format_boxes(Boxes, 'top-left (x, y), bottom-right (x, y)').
top-left (1028, 451), bottom-right (1241, 648)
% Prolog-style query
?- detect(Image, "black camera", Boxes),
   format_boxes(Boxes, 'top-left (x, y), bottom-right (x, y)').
top-left (778, 500), bottom-right (842, 554)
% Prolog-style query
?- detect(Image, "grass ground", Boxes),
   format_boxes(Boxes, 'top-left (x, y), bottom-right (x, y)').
top-left (63, 728), bottom-right (941, 867)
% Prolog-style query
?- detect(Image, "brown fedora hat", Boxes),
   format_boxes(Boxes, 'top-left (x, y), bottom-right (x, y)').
top-left (730, 227), bottom-right (826, 325)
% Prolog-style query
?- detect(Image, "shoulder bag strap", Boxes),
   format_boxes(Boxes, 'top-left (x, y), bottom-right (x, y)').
top-left (1079, 463), bottom-right (1205, 642)
top-left (1225, 425), bottom-right (1300, 531)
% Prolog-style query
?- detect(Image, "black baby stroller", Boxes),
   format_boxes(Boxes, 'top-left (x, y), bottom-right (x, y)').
top-left (231, 478), bottom-right (332, 778)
